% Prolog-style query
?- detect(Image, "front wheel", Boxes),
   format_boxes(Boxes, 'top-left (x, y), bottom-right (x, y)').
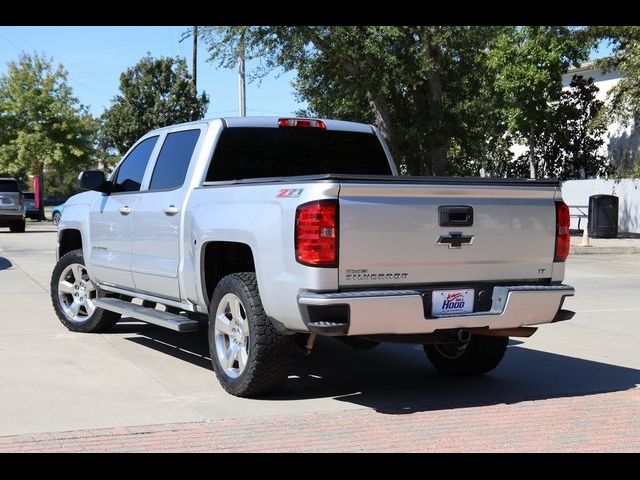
top-left (50, 249), bottom-right (120, 332)
top-left (424, 335), bottom-right (509, 376)
top-left (208, 273), bottom-right (291, 397)
top-left (52, 212), bottom-right (61, 226)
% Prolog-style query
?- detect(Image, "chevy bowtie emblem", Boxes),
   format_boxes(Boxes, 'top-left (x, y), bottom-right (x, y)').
top-left (436, 232), bottom-right (475, 248)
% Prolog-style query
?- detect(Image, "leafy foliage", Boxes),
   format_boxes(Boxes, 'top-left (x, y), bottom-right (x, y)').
top-left (591, 26), bottom-right (640, 125)
top-left (514, 75), bottom-right (610, 179)
top-left (199, 26), bottom-right (609, 179)
top-left (199, 26), bottom-right (511, 176)
top-left (101, 54), bottom-right (209, 155)
top-left (487, 27), bottom-right (591, 177)
top-left (0, 53), bottom-right (97, 194)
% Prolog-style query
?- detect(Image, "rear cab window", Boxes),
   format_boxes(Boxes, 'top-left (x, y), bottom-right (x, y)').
top-left (149, 129), bottom-right (201, 191)
top-left (0, 179), bottom-right (20, 192)
top-left (206, 127), bottom-right (392, 181)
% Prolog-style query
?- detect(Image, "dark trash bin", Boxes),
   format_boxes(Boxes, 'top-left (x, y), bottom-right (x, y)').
top-left (588, 194), bottom-right (618, 238)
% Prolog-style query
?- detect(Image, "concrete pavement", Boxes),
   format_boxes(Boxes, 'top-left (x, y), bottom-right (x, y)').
top-left (1, 221), bottom-right (639, 451)
top-left (570, 234), bottom-right (640, 255)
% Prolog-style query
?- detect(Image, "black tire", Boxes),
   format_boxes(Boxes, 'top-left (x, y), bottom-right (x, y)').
top-left (424, 335), bottom-right (509, 376)
top-left (52, 212), bottom-right (61, 226)
top-left (208, 272), bottom-right (291, 397)
top-left (9, 220), bottom-right (25, 233)
top-left (50, 249), bottom-right (120, 333)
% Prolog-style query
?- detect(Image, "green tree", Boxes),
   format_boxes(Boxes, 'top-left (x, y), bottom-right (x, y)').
top-left (101, 54), bottom-right (209, 154)
top-left (488, 26), bottom-right (591, 178)
top-left (0, 53), bottom-right (97, 218)
top-left (199, 26), bottom-right (508, 176)
top-left (514, 75), bottom-right (610, 179)
top-left (590, 26), bottom-right (640, 124)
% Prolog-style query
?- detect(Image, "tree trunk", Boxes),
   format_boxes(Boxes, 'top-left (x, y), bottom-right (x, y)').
top-left (301, 27), bottom-right (397, 169)
top-left (421, 33), bottom-right (449, 176)
top-left (366, 92), bottom-right (393, 142)
top-left (429, 141), bottom-right (449, 176)
top-left (528, 126), bottom-right (536, 179)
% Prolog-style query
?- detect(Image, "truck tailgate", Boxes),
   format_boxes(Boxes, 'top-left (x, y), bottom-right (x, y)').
top-left (338, 180), bottom-right (559, 287)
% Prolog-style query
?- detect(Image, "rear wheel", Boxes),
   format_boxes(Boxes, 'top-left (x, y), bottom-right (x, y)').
top-left (51, 249), bottom-right (120, 333)
top-left (424, 335), bottom-right (509, 376)
top-left (9, 220), bottom-right (25, 233)
top-left (208, 273), bottom-right (291, 397)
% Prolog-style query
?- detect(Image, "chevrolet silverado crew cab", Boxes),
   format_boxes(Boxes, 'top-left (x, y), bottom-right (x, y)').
top-left (0, 176), bottom-right (26, 232)
top-left (50, 117), bottom-right (575, 397)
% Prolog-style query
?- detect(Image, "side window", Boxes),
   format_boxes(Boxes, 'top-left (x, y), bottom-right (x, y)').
top-left (113, 136), bottom-right (159, 193)
top-left (149, 129), bottom-right (201, 191)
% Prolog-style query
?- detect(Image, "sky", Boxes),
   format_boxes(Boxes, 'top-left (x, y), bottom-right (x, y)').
top-left (0, 26), bottom-right (613, 122)
top-left (0, 26), bottom-right (306, 119)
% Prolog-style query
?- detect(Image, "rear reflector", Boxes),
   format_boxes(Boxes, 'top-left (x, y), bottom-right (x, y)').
top-left (295, 200), bottom-right (338, 267)
top-left (554, 201), bottom-right (570, 262)
top-left (278, 118), bottom-right (326, 129)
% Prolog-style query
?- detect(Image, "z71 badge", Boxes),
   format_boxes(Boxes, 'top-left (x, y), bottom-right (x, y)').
top-left (276, 188), bottom-right (304, 198)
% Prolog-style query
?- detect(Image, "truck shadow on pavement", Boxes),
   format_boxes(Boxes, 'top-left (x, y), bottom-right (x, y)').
top-left (118, 321), bottom-right (640, 414)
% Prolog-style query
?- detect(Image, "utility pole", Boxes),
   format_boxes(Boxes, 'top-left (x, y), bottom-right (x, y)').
top-left (192, 26), bottom-right (198, 90)
top-left (238, 31), bottom-right (246, 117)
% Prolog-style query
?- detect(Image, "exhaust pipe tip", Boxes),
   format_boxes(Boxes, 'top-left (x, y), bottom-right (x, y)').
top-left (457, 329), bottom-right (471, 343)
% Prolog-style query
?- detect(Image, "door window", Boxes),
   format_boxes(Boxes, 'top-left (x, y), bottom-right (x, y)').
top-left (112, 136), bottom-right (159, 193)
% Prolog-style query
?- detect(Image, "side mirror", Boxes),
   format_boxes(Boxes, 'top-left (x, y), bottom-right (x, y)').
top-left (79, 171), bottom-right (111, 193)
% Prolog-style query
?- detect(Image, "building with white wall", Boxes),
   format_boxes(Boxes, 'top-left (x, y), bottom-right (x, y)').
top-left (560, 62), bottom-right (640, 234)
top-left (510, 61), bottom-right (639, 174)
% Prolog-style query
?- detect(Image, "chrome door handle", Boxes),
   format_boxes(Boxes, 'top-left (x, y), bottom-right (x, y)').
top-left (119, 206), bottom-right (132, 215)
top-left (163, 205), bottom-right (179, 216)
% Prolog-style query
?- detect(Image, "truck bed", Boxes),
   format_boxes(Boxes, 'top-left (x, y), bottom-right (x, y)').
top-left (203, 173), bottom-right (560, 187)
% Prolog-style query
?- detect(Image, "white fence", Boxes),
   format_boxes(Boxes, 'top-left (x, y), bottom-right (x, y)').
top-left (561, 178), bottom-right (640, 234)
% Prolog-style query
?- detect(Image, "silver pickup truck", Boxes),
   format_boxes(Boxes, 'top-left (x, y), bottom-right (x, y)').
top-left (0, 177), bottom-right (26, 233)
top-left (51, 117), bottom-right (575, 397)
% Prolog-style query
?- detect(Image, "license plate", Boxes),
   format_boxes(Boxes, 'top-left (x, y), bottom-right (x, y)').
top-left (431, 289), bottom-right (475, 316)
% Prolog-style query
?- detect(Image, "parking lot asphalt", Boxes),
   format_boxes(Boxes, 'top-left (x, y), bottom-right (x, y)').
top-left (1, 222), bottom-right (639, 451)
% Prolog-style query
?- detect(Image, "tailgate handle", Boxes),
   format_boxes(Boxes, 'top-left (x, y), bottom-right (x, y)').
top-left (439, 206), bottom-right (473, 227)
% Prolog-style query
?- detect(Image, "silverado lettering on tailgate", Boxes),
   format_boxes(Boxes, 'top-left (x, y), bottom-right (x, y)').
top-left (345, 269), bottom-right (408, 281)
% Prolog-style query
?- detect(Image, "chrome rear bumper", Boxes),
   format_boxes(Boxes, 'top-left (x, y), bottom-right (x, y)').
top-left (298, 284), bottom-right (575, 336)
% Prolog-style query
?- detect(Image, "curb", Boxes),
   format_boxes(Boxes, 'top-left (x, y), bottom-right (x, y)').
top-left (570, 246), bottom-right (640, 255)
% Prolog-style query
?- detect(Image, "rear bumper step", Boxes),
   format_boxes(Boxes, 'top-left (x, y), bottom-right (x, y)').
top-left (298, 284), bottom-right (575, 336)
top-left (93, 298), bottom-right (200, 332)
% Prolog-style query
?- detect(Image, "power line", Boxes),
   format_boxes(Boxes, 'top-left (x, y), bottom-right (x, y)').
top-left (68, 79), bottom-right (113, 99)
top-left (63, 62), bottom-right (119, 90)
top-left (0, 29), bottom-right (116, 98)
top-left (248, 108), bottom-right (288, 115)
top-left (0, 31), bottom-right (23, 51)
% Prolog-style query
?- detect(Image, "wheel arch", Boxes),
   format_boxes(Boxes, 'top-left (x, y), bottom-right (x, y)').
top-left (201, 241), bottom-right (256, 308)
top-left (58, 228), bottom-right (83, 259)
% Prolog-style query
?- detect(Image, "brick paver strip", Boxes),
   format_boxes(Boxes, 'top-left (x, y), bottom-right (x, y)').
top-left (2, 388), bottom-right (639, 452)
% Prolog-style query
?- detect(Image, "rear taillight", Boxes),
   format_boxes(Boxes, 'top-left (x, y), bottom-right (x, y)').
top-left (278, 118), bottom-right (326, 129)
top-left (554, 201), bottom-right (570, 262)
top-left (295, 200), bottom-right (338, 267)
